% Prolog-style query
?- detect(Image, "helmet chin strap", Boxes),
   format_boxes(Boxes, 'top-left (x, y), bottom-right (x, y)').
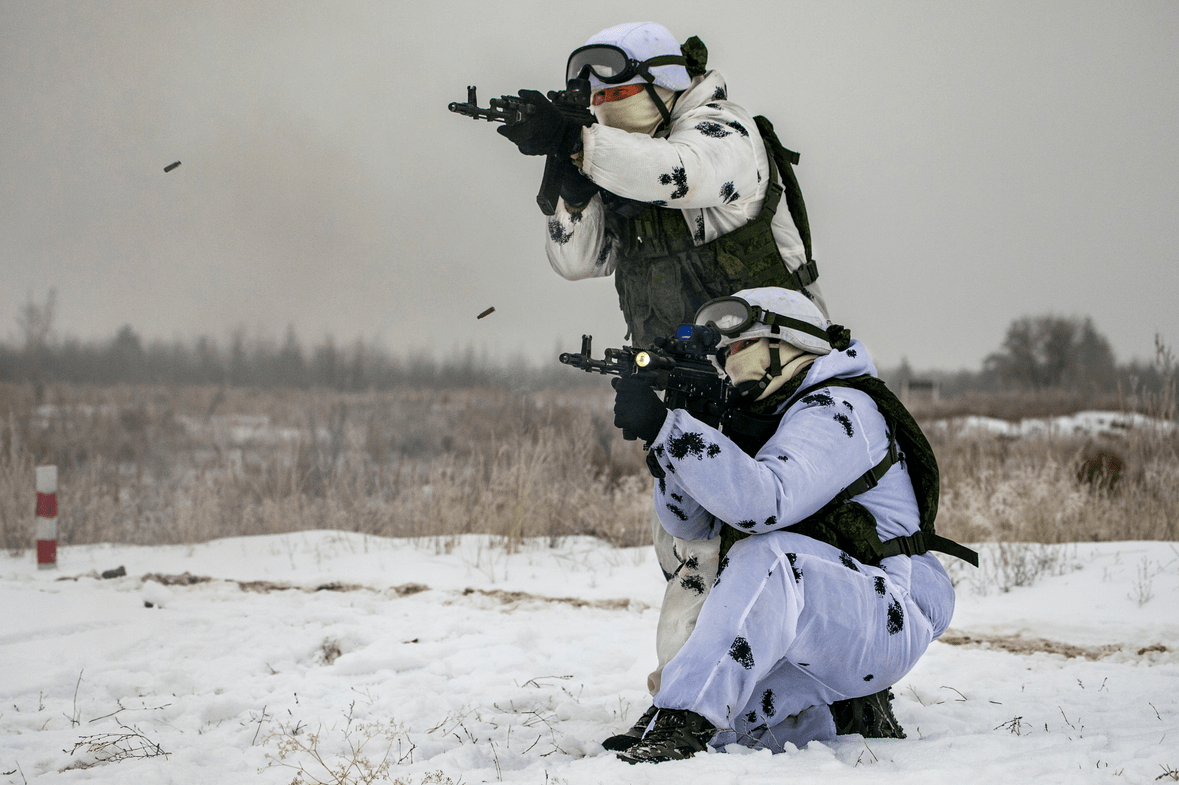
top-left (595, 85), bottom-right (677, 135)
top-left (729, 337), bottom-right (816, 402)
top-left (642, 82), bottom-right (673, 128)
top-left (733, 342), bottom-right (782, 400)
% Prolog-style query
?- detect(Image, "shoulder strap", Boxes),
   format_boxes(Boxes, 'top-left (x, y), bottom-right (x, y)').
top-left (832, 428), bottom-right (899, 504)
top-left (728, 140), bottom-right (818, 290)
top-left (790, 378), bottom-right (903, 508)
top-left (786, 376), bottom-right (979, 566)
top-left (753, 115), bottom-right (814, 267)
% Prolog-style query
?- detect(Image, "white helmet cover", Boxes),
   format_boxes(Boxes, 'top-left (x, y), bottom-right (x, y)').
top-left (696, 287), bottom-right (837, 397)
top-left (581, 22), bottom-right (692, 93)
top-left (696, 286), bottom-right (835, 357)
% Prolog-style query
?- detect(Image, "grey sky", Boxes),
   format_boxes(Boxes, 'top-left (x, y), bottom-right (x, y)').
top-left (3, 1), bottom-right (1177, 372)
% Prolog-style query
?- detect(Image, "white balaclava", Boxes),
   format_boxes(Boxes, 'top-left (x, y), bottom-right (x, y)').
top-left (581, 22), bottom-right (692, 135)
top-left (725, 339), bottom-right (817, 401)
top-left (594, 85), bottom-right (678, 135)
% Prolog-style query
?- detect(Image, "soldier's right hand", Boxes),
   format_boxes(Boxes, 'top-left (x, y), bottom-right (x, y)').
top-left (612, 376), bottom-right (668, 443)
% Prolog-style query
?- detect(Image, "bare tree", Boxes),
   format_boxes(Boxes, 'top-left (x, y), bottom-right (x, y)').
top-left (17, 289), bottom-right (56, 401)
top-left (985, 315), bottom-right (1116, 391)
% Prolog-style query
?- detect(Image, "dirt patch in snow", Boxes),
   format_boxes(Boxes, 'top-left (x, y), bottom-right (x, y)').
top-left (132, 572), bottom-right (426, 597)
top-left (939, 631), bottom-right (1169, 660)
top-left (457, 587), bottom-right (645, 611)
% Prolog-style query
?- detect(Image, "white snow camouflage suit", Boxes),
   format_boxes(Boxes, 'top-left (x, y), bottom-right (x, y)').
top-left (647, 339), bottom-right (956, 750)
top-left (544, 68), bottom-right (827, 322)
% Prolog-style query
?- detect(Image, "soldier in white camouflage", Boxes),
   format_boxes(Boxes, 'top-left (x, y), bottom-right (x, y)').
top-left (609, 287), bottom-right (962, 763)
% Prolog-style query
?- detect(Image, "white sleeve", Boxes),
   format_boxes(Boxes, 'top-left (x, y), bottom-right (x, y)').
top-left (653, 470), bottom-right (720, 541)
top-left (579, 101), bottom-right (765, 212)
top-left (543, 194), bottom-right (619, 280)
top-left (648, 389), bottom-right (885, 533)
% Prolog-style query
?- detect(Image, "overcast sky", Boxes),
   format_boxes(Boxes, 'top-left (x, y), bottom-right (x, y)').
top-left (2, 0), bottom-right (1177, 373)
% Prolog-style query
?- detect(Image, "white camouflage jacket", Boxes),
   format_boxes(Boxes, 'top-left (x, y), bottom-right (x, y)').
top-left (649, 339), bottom-right (954, 635)
top-left (545, 70), bottom-right (824, 314)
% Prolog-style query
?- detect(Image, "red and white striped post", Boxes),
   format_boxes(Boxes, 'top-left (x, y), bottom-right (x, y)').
top-left (35, 465), bottom-right (57, 569)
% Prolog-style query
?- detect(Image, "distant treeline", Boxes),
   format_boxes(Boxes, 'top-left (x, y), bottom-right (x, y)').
top-left (0, 324), bottom-right (581, 391)
top-left (2, 301), bottom-right (1174, 398)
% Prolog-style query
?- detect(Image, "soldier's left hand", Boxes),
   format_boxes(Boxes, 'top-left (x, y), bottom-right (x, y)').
top-left (559, 158), bottom-right (600, 208)
top-left (496, 90), bottom-right (584, 157)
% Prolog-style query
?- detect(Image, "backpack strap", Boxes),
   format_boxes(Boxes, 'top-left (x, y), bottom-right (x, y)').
top-left (791, 258), bottom-right (820, 288)
top-left (875, 531), bottom-right (980, 567)
top-left (732, 144), bottom-right (819, 291)
top-left (753, 115), bottom-right (816, 274)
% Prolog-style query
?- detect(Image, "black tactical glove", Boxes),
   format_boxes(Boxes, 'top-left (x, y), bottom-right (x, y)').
top-left (559, 158), bottom-right (600, 209)
top-left (496, 90), bottom-right (584, 157)
top-left (612, 376), bottom-right (668, 444)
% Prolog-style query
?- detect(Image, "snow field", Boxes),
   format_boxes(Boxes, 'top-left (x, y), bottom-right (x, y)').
top-left (1, 531), bottom-right (1176, 784)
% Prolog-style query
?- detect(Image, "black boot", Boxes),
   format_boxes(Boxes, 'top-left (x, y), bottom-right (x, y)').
top-left (601, 704), bottom-right (658, 751)
top-left (616, 708), bottom-right (716, 764)
top-left (831, 688), bottom-right (906, 739)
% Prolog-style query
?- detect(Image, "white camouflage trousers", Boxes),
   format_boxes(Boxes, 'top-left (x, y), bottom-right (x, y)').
top-left (654, 530), bottom-right (940, 751)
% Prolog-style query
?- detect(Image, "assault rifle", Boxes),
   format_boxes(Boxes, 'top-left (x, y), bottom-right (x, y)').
top-left (448, 78), bottom-right (595, 216)
top-left (559, 325), bottom-right (731, 441)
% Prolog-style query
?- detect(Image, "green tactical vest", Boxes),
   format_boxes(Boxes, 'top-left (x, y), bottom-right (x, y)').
top-left (607, 116), bottom-right (818, 349)
top-left (718, 375), bottom-right (979, 568)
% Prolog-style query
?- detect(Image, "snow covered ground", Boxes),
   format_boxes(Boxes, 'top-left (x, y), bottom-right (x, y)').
top-left (2, 532), bottom-right (1177, 784)
top-left (931, 410), bottom-right (1175, 440)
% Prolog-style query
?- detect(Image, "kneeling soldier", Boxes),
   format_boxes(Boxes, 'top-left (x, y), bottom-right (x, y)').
top-left (610, 286), bottom-right (973, 763)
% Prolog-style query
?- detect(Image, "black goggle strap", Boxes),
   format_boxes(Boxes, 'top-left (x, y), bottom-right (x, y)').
top-left (631, 54), bottom-right (689, 83)
top-left (752, 307), bottom-right (833, 346)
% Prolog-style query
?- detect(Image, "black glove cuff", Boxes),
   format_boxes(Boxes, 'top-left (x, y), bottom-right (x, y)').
top-left (636, 406), bottom-right (668, 445)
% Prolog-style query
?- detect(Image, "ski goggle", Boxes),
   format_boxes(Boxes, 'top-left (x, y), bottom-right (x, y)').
top-left (694, 296), bottom-right (832, 344)
top-left (566, 44), bottom-right (687, 85)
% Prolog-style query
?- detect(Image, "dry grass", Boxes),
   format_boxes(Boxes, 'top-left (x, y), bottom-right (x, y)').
top-left (2, 378), bottom-right (1176, 554)
top-left (0, 382), bottom-right (653, 553)
top-left (925, 376), bottom-right (1178, 545)
top-left (930, 427), bottom-right (1179, 544)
